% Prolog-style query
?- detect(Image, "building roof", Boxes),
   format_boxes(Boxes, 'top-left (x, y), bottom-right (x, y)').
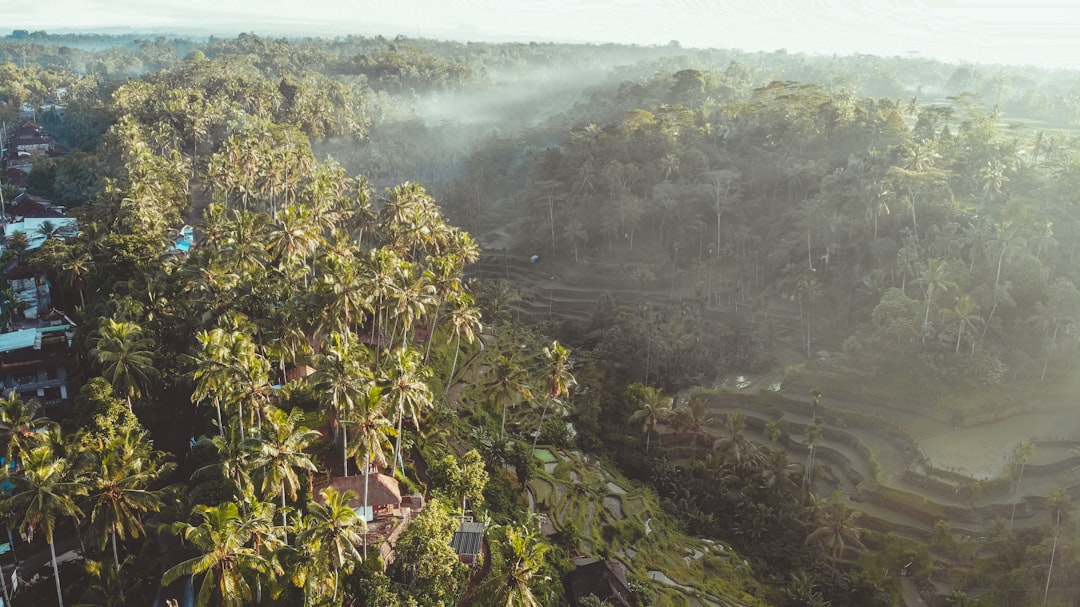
top-left (4, 217), bottom-right (78, 250)
top-left (8, 193), bottom-right (65, 218)
top-left (568, 560), bottom-right (636, 607)
top-left (450, 520), bottom-right (485, 556)
top-left (314, 473), bottom-right (402, 509)
top-left (0, 329), bottom-right (38, 354)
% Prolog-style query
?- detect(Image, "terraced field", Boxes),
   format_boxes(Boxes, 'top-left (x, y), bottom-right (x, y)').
top-left (671, 390), bottom-right (1080, 542)
top-left (525, 447), bottom-right (765, 607)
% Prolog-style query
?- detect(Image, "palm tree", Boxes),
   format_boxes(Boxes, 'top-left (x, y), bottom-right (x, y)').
top-left (299, 487), bottom-right (365, 602)
top-left (0, 393), bottom-right (53, 463)
top-left (82, 429), bottom-right (174, 570)
top-left (36, 220), bottom-right (61, 241)
top-left (488, 354), bottom-right (533, 441)
top-left (803, 415), bottom-right (824, 488)
top-left (983, 224), bottom-right (1025, 333)
top-left (1045, 488), bottom-right (1070, 604)
top-left (2, 445), bottom-right (86, 607)
top-left (476, 523), bottom-right (550, 607)
top-left (1028, 298), bottom-right (1076, 382)
top-left (764, 419), bottom-right (783, 443)
top-left (60, 248), bottom-right (92, 308)
top-left (942, 295), bottom-right (983, 354)
top-left (345, 385), bottom-right (393, 558)
top-left (88, 318), bottom-right (158, 408)
top-left (913, 259), bottom-right (956, 343)
top-left (806, 491), bottom-right (866, 564)
top-left (163, 502), bottom-right (273, 607)
top-left (713, 412), bottom-right (761, 474)
top-left (628, 386), bottom-right (672, 454)
top-left (444, 293), bottom-right (482, 394)
top-left (677, 396), bottom-right (718, 460)
top-left (422, 255), bottom-right (464, 363)
top-left (1008, 440), bottom-right (1035, 530)
top-left (249, 407), bottom-right (319, 530)
top-left (194, 423), bottom-right (258, 502)
top-left (310, 333), bottom-right (373, 477)
top-left (381, 346), bottom-right (433, 477)
top-left (532, 341), bottom-right (576, 452)
top-left (386, 263), bottom-right (436, 352)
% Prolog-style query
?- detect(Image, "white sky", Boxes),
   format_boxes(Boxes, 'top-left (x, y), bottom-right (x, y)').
top-left (7, 0), bottom-right (1080, 69)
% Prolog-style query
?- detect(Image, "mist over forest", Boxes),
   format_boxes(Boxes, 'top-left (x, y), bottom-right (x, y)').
top-left (4, 25), bottom-right (1080, 607)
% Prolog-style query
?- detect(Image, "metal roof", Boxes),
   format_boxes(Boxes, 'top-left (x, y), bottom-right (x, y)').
top-left (450, 520), bottom-right (485, 556)
top-left (0, 329), bottom-right (37, 353)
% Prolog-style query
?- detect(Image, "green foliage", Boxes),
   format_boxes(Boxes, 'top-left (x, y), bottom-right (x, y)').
top-left (342, 557), bottom-right (401, 607)
top-left (428, 448), bottom-right (488, 514)
top-left (388, 498), bottom-right (467, 607)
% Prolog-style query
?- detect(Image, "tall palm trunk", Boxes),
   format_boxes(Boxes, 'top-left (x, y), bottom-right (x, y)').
top-left (445, 333), bottom-right (462, 398)
top-left (982, 248), bottom-right (1007, 340)
top-left (281, 481), bottom-right (288, 531)
top-left (423, 307), bottom-right (441, 364)
top-left (922, 285), bottom-right (934, 344)
top-left (531, 400), bottom-right (550, 454)
top-left (1045, 508), bottom-right (1061, 604)
top-left (392, 410), bottom-right (404, 478)
top-left (215, 400), bottom-right (224, 437)
top-left (362, 457), bottom-right (370, 559)
top-left (1041, 324), bottom-right (1059, 382)
top-left (112, 527), bottom-right (120, 571)
top-left (50, 539), bottom-right (64, 607)
top-left (342, 426), bottom-right (349, 477)
top-left (500, 401), bottom-right (509, 441)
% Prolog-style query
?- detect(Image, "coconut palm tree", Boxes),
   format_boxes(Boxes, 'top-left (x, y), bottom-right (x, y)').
top-left (942, 295), bottom-right (983, 354)
top-left (310, 333), bottom-right (373, 477)
top-left (82, 429), bottom-right (174, 570)
top-left (1045, 488), bottom-right (1070, 603)
top-left (982, 224), bottom-right (1025, 332)
top-left (387, 265), bottom-right (436, 352)
top-left (713, 412), bottom-right (761, 474)
top-left (476, 523), bottom-right (551, 607)
top-left (0, 393), bottom-right (53, 463)
top-left (677, 396), bottom-right (718, 460)
top-left (300, 487), bottom-right (365, 602)
top-left (422, 255), bottom-right (465, 363)
top-left (628, 386), bottom-right (672, 454)
top-left (1028, 297), bottom-right (1076, 382)
top-left (163, 502), bottom-right (274, 607)
top-left (532, 341), bottom-right (576, 451)
top-left (381, 346), bottom-right (432, 477)
top-left (194, 423), bottom-right (258, 502)
top-left (345, 385), bottom-right (393, 558)
top-left (913, 259), bottom-right (956, 343)
top-left (88, 318), bottom-right (158, 409)
top-left (2, 444), bottom-right (86, 607)
top-left (488, 354), bottom-right (533, 441)
top-left (444, 293), bottom-right (482, 394)
top-left (1008, 440), bottom-right (1035, 531)
top-left (60, 248), bottom-right (92, 308)
top-left (249, 407), bottom-right (319, 530)
top-left (806, 491), bottom-right (865, 564)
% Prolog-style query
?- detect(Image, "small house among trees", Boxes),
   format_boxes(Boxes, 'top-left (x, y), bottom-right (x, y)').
top-left (315, 472), bottom-right (402, 520)
top-left (450, 518), bottom-right (485, 565)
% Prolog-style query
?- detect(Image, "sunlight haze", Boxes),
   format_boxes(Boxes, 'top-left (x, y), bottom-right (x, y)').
top-left (8, 0), bottom-right (1080, 69)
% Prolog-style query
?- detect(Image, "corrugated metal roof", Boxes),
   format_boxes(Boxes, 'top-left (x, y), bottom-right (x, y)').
top-left (450, 520), bottom-right (485, 556)
top-left (0, 329), bottom-right (37, 353)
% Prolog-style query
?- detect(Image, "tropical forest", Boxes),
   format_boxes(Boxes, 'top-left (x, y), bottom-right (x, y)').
top-left (1, 20), bottom-right (1080, 607)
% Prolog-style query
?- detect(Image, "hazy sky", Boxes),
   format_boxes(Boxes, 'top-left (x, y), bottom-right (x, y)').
top-left (8, 0), bottom-right (1080, 69)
